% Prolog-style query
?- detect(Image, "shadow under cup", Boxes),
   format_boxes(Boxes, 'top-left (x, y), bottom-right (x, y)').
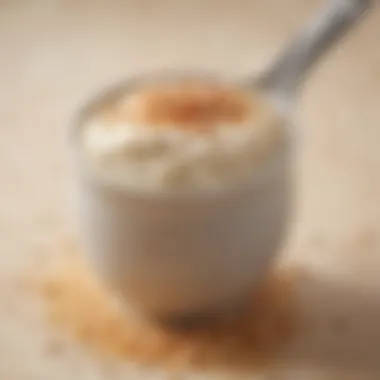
top-left (68, 75), bottom-right (294, 325)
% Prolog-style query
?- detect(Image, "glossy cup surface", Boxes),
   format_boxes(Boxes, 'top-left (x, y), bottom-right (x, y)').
top-left (69, 73), bottom-right (293, 318)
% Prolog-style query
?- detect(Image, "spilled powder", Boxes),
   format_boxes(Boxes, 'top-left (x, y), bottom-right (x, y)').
top-left (39, 242), bottom-right (297, 371)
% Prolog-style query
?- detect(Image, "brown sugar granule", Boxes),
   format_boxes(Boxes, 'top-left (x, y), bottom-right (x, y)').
top-left (41, 244), bottom-right (296, 371)
top-left (103, 81), bottom-right (255, 133)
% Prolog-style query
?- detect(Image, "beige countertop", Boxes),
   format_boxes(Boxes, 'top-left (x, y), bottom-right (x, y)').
top-left (1, 1), bottom-right (380, 379)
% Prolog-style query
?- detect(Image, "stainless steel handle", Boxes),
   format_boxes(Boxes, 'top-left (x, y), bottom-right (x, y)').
top-left (258, 0), bottom-right (372, 99)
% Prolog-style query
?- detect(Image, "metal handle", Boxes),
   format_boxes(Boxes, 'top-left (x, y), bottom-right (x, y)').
top-left (258, 0), bottom-right (372, 99)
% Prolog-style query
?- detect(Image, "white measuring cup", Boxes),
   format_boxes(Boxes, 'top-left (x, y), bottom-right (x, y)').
top-left (69, 0), bottom-right (371, 322)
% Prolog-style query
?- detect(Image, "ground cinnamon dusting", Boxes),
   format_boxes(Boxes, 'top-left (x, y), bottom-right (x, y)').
top-left (105, 81), bottom-right (254, 133)
top-left (41, 243), bottom-right (296, 370)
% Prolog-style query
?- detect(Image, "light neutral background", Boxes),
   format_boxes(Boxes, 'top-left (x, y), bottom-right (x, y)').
top-left (0, 1), bottom-right (380, 379)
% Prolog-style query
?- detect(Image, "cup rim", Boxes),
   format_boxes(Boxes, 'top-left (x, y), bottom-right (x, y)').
top-left (68, 70), bottom-right (292, 202)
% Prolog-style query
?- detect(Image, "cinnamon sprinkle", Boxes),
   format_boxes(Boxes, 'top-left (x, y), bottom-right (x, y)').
top-left (40, 243), bottom-right (296, 371)
top-left (103, 81), bottom-right (255, 133)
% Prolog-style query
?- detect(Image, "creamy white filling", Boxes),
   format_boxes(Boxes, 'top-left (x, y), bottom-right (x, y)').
top-left (81, 105), bottom-right (284, 191)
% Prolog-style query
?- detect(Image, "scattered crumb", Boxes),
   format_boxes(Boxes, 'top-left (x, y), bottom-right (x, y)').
top-left (38, 241), bottom-right (298, 371)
